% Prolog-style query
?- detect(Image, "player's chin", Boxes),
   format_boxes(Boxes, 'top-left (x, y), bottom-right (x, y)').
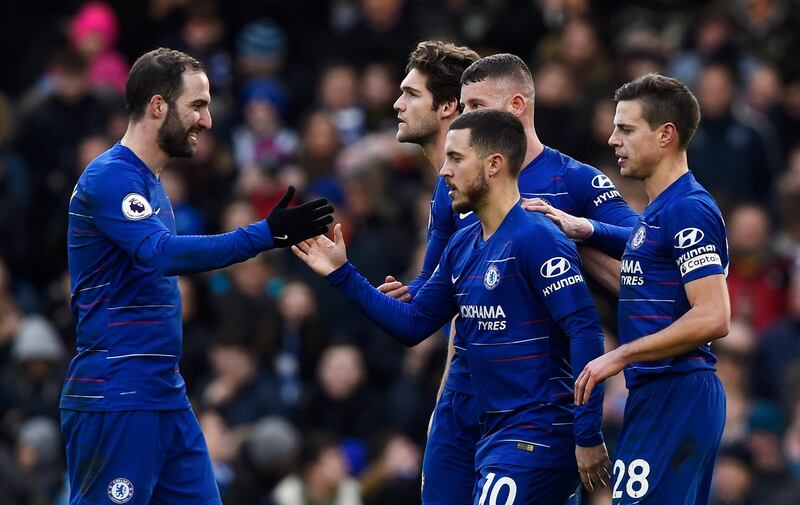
top-left (173, 144), bottom-right (197, 158)
top-left (396, 128), bottom-right (414, 143)
top-left (451, 199), bottom-right (471, 214)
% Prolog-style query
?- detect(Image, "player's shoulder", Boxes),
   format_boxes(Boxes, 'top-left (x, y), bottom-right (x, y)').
top-left (546, 147), bottom-right (602, 177)
top-left (83, 145), bottom-right (148, 190)
top-left (662, 179), bottom-right (721, 219)
top-left (512, 204), bottom-right (569, 242)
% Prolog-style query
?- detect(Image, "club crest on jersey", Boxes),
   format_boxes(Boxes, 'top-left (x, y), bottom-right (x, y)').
top-left (484, 264), bottom-right (500, 290)
top-left (632, 225), bottom-right (647, 249)
top-left (674, 227), bottom-right (705, 249)
top-left (540, 257), bottom-right (571, 278)
top-left (122, 193), bottom-right (153, 220)
top-left (591, 174), bottom-right (615, 189)
top-left (107, 478), bottom-right (134, 503)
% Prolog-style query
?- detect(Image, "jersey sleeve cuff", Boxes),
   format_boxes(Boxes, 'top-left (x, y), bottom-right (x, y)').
top-left (576, 432), bottom-right (604, 448)
top-left (253, 220), bottom-right (275, 250)
top-left (326, 261), bottom-right (355, 284)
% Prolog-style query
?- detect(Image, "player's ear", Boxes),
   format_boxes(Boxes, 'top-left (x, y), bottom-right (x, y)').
top-left (487, 153), bottom-right (504, 177)
top-left (149, 95), bottom-right (168, 119)
top-left (439, 98), bottom-right (459, 120)
top-left (660, 122), bottom-right (678, 148)
top-left (509, 94), bottom-right (527, 117)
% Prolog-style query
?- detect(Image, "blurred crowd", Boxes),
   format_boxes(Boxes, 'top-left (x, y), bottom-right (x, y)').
top-left (1, 0), bottom-right (800, 504)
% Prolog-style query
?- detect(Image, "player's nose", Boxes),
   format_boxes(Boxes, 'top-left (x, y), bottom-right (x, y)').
top-left (393, 95), bottom-right (404, 112)
top-left (199, 108), bottom-right (212, 130)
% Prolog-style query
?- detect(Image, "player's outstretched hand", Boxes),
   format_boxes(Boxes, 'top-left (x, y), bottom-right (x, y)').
top-left (291, 223), bottom-right (347, 277)
top-left (521, 198), bottom-right (593, 240)
top-left (267, 186), bottom-right (334, 247)
top-left (574, 348), bottom-right (627, 406)
top-left (378, 275), bottom-right (412, 302)
top-left (576, 443), bottom-right (611, 492)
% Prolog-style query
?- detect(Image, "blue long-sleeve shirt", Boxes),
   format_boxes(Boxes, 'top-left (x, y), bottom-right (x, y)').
top-left (407, 146), bottom-right (637, 395)
top-left (329, 204), bottom-right (605, 468)
top-left (62, 143), bottom-right (275, 411)
top-left (618, 172), bottom-right (728, 388)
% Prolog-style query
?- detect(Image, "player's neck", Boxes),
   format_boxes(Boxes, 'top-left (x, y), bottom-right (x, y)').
top-left (423, 131), bottom-right (446, 174)
top-left (642, 151), bottom-right (689, 202)
top-left (477, 184), bottom-right (520, 241)
top-left (121, 124), bottom-right (170, 178)
top-left (521, 126), bottom-right (544, 167)
top-left (423, 122), bottom-right (452, 174)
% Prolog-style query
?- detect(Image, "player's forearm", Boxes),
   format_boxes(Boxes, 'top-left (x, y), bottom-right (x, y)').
top-left (139, 221), bottom-right (274, 275)
top-left (407, 231), bottom-right (450, 297)
top-left (584, 221), bottom-right (632, 259)
top-left (617, 305), bottom-right (729, 364)
top-left (328, 262), bottom-right (450, 346)
top-left (577, 245), bottom-right (621, 296)
top-left (435, 321), bottom-right (457, 402)
top-left (561, 306), bottom-right (605, 446)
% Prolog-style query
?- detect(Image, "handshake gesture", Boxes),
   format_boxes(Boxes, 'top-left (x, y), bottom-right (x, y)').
top-left (266, 186), bottom-right (335, 247)
top-left (291, 223), bottom-right (348, 276)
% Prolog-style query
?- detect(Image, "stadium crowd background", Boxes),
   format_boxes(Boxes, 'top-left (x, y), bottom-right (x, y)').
top-left (0, 0), bottom-right (799, 503)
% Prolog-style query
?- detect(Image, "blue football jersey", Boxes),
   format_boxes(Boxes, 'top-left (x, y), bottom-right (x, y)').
top-left (618, 172), bottom-right (728, 388)
top-left (419, 147), bottom-right (638, 395)
top-left (329, 204), bottom-right (605, 469)
top-left (63, 143), bottom-right (272, 411)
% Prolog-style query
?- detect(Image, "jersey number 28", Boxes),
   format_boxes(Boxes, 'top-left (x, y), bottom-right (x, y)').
top-left (612, 458), bottom-right (650, 500)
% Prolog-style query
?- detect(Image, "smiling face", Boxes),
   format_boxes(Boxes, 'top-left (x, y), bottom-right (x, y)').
top-left (157, 71), bottom-right (212, 158)
top-left (608, 99), bottom-right (662, 180)
top-left (440, 128), bottom-right (490, 213)
top-left (393, 68), bottom-right (440, 145)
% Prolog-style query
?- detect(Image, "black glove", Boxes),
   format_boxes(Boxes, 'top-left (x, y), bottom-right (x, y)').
top-left (266, 186), bottom-right (334, 247)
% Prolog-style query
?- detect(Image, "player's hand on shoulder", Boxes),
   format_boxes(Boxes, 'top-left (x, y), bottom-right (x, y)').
top-left (576, 442), bottom-right (611, 492)
top-left (267, 186), bottom-right (334, 247)
top-left (292, 223), bottom-right (347, 276)
top-left (378, 275), bottom-right (412, 302)
top-left (521, 198), bottom-right (593, 240)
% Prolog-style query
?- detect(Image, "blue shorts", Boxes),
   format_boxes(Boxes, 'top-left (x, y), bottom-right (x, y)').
top-left (474, 464), bottom-right (579, 505)
top-left (422, 389), bottom-right (481, 505)
top-left (612, 371), bottom-right (725, 505)
top-left (61, 408), bottom-right (221, 505)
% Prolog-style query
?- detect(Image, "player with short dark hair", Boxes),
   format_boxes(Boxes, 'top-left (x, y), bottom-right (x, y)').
top-left (61, 47), bottom-right (333, 504)
top-left (293, 109), bottom-right (610, 505)
top-left (574, 73), bottom-right (729, 504)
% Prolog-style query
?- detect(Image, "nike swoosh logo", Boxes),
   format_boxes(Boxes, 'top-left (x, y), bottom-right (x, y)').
top-left (274, 234), bottom-right (288, 240)
top-left (459, 212), bottom-right (473, 219)
top-left (155, 208), bottom-right (161, 215)
top-left (451, 274), bottom-right (460, 283)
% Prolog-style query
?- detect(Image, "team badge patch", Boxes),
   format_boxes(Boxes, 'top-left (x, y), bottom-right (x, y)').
top-left (122, 193), bottom-right (153, 220)
top-left (107, 478), bottom-right (134, 503)
top-left (484, 264), bottom-right (500, 290)
top-left (632, 225), bottom-right (647, 249)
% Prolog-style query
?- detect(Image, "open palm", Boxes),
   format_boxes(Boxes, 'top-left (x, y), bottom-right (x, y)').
top-left (291, 223), bottom-right (348, 276)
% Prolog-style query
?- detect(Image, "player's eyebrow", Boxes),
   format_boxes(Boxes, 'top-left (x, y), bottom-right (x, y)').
top-left (401, 85), bottom-right (422, 94)
top-left (190, 98), bottom-right (210, 107)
